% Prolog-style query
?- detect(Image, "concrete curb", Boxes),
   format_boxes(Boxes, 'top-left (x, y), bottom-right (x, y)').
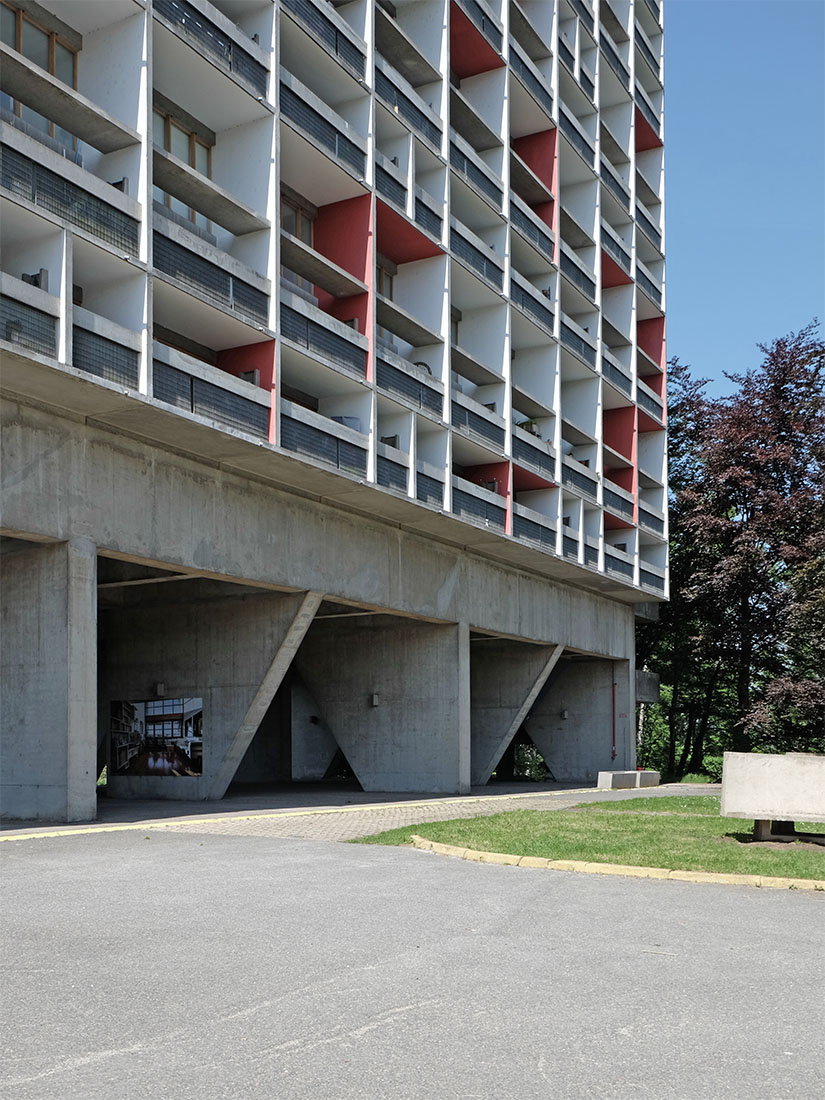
top-left (409, 836), bottom-right (825, 891)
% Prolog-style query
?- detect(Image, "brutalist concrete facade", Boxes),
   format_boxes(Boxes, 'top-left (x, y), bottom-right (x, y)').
top-left (0, 0), bottom-right (666, 820)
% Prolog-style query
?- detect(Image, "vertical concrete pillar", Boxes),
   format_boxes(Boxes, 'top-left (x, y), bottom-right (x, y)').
top-left (525, 658), bottom-right (634, 782)
top-left (296, 617), bottom-right (471, 793)
top-left (1, 538), bottom-right (98, 821)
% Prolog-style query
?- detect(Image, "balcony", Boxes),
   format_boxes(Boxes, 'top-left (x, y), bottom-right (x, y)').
top-left (414, 185), bottom-right (443, 241)
top-left (510, 270), bottom-right (555, 336)
top-left (280, 71), bottom-right (367, 180)
top-left (600, 30), bottom-right (630, 93)
top-left (570, 0), bottom-right (595, 36)
top-left (510, 1), bottom-right (552, 63)
top-left (636, 258), bottom-right (663, 309)
top-left (374, 150), bottom-right (407, 210)
top-left (0, 43), bottom-right (140, 155)
top-left (641, 0), bottom-right (662, 29)
top-left (374, 2), bottom-right (440, 88)
top-left (561, 526), bottom-right (580, 561)
top-left (0, 274), bottom-right (58, 359)
top-left (376, 294), bottom-right (441, 350)
top-left (417, 460), bottom-right (445, 507)
top-left (280, 398), bottom-right (368, 477)
top-left (281, 290), bottom-right (368, 379)
top-left (450, 217), bottom-right (504, 293)
top-left (603, 480), bottom-right (635, 520)
top-left (560, 243), bottom-right (596, 301)
top-left (510, 147), bottom-right (553, 205)
top-left (152, 341), bottom-right (270, 439)
top-left (153, 148), bottom-right (269, 236)
top-left (375, 56), bottom-right (442, 152)
top-left (635, 23), bottom-right (662, 84)
top-left (601, 221), bottom-right (632, 276)
top-left (636, 198), bottom-right (662, 252)
top-left (153, 218), bottom-right (269, 327)
top-left (560, 311), bottom-right (597, 369)
top-left (635, 83), bottom-right (662, 141)
top-left (512, 500), bottom-right (556, 553)
top-left (604, 544), bottom-right (635, 581)
top-left (510, 193), bottom-right (555, 264)
top-left (584, 534), bottom-right (599, 568)
top-left (282, 0), bottom-right (366, 82)
top-left (74, 309), bottom-right (140, 390)
top-left (509, 39), bottom-right (554, 120)
top-left (558, 106), bottom-right (595, 170)
top-left (511, 423), bottom-right (556, 480)
top-left (454, 0), bottom-right (504, 55)
top-left (639, 561), bottom-right (666, 595)
top-left (153, 0), bottom-right (269, 98)
top-left (376, 348), bottom-right (444, 419)
top-left (376, 439), bottom-right (410, 495)
top-left (451, 341), bottom-right (504, 387)
top-left (1, 133), bottom-right (140, 257)
top-left (601, 349), bottom-right (633, 397)
top-left (452, 475), bottom-right (507, 532)
top-left (279, 232), bottom-right (368, 302)
top-left (450, 132), bottom-right (503, 212)
top-left (600, 157), bottom-right (630, 211)
top-left (451, 390), bottom-right (506, 451)
top-left (450, 82), bottom-right (502, 153)
top-left (636, 376), bottom-right (664, 421)
top-left (638, 503), bottom-right (666, 537)
top-left (561, 454), bottom-right (598, 500)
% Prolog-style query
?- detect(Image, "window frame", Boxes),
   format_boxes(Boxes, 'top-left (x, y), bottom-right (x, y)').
top-left (152, 106), bottom-right (214, 231)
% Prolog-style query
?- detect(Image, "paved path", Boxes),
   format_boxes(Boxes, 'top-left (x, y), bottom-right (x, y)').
top-left (1, 783), bottom-right (720, 843)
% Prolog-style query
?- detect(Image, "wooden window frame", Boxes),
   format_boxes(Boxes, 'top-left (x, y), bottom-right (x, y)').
top-left (2, 1), bottom-right (78, 143)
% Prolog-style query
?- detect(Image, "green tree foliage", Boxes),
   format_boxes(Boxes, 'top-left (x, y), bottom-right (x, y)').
top-left (639, 323), bottom-right (825, 777)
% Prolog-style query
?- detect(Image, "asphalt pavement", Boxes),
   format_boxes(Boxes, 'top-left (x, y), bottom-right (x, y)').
top-left (2, 819), bottom-right (823, 1100)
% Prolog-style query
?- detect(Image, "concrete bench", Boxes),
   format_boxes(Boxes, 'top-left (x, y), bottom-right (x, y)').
top-left (720, 751), bottom-right (825, 842)
top-left (597, 770), bottom-right (660, 790)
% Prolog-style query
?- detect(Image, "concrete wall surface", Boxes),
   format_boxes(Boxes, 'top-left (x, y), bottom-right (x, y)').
top-left (101, 590), bottom-right (310, 800)
top-left (296, 617), bottom-right (471, 792)
top-left (525, 659), bottom-right (635, 781)
top-left (0, 539), bottom-right (97, 821)
top-left (720, 752), bottom-right (825, 822)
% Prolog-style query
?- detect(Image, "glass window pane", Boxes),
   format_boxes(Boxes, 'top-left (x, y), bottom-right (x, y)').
top-left (280, 200), bottom-right (296, 236)
top-left (153, 185), bottom-right (167, 205)
top-left (193, 211), bottom-right (209, 231)
top-left (55, 42), bottom-right (74, 86)
top-left (1, 6), bottom-right (16, 48)
top-left (170, 123), bottom-right (189, 162)
top-left (54, 125), bottom-right (75, 148)
top-left (21, 19), bottom-right (49, 70)
top-left (194, 141), bottom-right (209, 177)
top-left (299, 213), bottom-right (312, 245)
top-left (169, 194), bottom-right (189, 219)
top-left (152, 111), bottom-right (166, 147)
top-left (20, 103), bottom-right (50, 135)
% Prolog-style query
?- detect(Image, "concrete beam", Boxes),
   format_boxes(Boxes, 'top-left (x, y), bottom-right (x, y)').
top-left (153, 148), bottom-right (269, 236)
top-left (208, 590), bottom-right (323, 798)
top-left (471, 642), bottom-right (564, 785)
top-left (0, 538), bottom-right (97, 821)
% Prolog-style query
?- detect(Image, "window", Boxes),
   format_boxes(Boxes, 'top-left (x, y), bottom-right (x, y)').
top-left (152, 107), bottom-right (213, 231)
top-left (1, 2), bottom-right (78, 147)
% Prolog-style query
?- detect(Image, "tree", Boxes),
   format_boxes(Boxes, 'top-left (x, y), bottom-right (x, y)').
top-left (639, 322), bottom-right (825, 776)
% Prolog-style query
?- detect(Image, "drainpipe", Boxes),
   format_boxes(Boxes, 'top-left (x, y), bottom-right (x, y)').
top-left (611, 676), bottom-right (617, 760)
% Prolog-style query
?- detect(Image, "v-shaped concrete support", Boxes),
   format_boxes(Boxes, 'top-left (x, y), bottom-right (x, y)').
top-left (207, 590), bottom-right (323, 799)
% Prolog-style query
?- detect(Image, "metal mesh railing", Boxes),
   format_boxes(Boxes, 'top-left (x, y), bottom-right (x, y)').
top-left (558, 109), bottom-right (595, 169)
top-left (281, 304), bottom-right (367, 377)
top-left (601, 160), bottom-right (630, 210)
top-left (1, 145), bottom-right (139, 255)
top-left (510, 203), bottom-right (554, 261)
top-left (602, 357), bottom-right (632, 396)
top-left (560, 321), bottom-right (596, 367)
top-left (513, 512), bottom-right (556, 552)
top-left (510, 47), bottom-right (553, 116)
top-left (640, 567), bottom-right (665, 592)
top-left (377, 455), bottom-right (408, 492)
top-left (601, 230), bottom-right (631, 273)
top-left (0, 294), bottom-right (57, 356)
top-left (603, 485), bottom-right (634, 518)
top-left (282, 0), bottom-right (365, 78)
top-left (153, 360), bottom-right (269, 437)
top-left (154, 0), bottom-right (268, 96)
top-left (281, 413), bottom-right (367, 476)
top-left (416, 472), bottom-right (444, 506)
top-left (512, 434), bottom-right (555, 478)
top-left (455, 0), bottom-right (502, 51)
top-left (561, 461), bottom-right (598, 498)
top-left (153, 233), bottom-right (268, 324)
top-left (510, 279), bottom-right (555, 335)
top-left (560, 250), bottom-right (596, 299)
top-left (449, 142), bottom-right (502, 207)
top-left (605, 549), bottom-right (634, 579)
top-left (451, 401), bottom-right (505, 448)
top-left (375, 165), bottom-right (406, 208)
top-left (636, 267), bottom-right (662, 308)
top-left (601, 37), bottom-right (630, 90)
top-left (451, 228), bottom-right (503, 290)
top-left (414, 197), bottom-right (442, 238)
top-left (74, 327), bottom-right (139, 388)
top-left (636, 386), bottom-right (664, 419)
top-left (280, 84), bottom-right (366, 176)
top-left (639, 507), bottom-right (665, 536)
top-left (375, 70), bottom-right (441, 149)
top-left (376, 357), bottom-right (442, 414)
top-left (452, 486), bottom-right (506, 530)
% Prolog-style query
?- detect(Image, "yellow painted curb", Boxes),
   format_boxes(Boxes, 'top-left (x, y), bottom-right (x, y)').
top-left (409, 836), bottom-right (825, 891)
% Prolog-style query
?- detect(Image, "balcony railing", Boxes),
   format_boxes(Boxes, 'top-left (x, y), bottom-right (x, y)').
top-left (375, 62), bottom-right (442, 150)
top-left (511, 426), bottom-right (556, 479)
top-left (452, 476), bottom-right (506, 531)
top-left (640, 563), bottom-right (666, 593)
top-left (559, 36), bottom-right (575, 74)
top-left (636, 379), bottom-right (664, 420)
top-left (636, 25), bottom-right (661, 82)
top-left (509, 40), bottom-right (553, 117)
top-left (579, 64), bottom-right (595, 102)
top-left (154, 0), bottom-right (268, 96)
top-left (281, 298), bottom-right (368, 377)
top-left (1, 144), bottom-right (139, 256)
top-left (510, 271), bottom-right (555, 335)
top-left (414, 186), bottom-right (443, 239)
top-left (600, 32), bottom-right (630, 92)
top-left (641, 0), bottom-right (662, 27)
top-left (584, 535), bottom-right (599, 567)
top-left (636, 260), bottom-right (663, 308)
top-left (376, 350), bottom-right (443, 417)
top-left (638, 504), bottom-right (665, 536)
top-left (153, 347), bottom-right (270, 438)
top-left (281, 400), bottom-right (368, 476)
top-left (450, 134), bottom-right (503, 209)
top-left (559, 107), bottom-right (595, 170)
top-left (455, 0), bottom-right (503, 53)
top-left (601, 223), bottom-right (632, 274)
top-left (0, 291), bottom-right (57, 357)
top-left (562, 529), bottom-right (579, 560)
top-left (510, 194), bottom-right (555, 262)
top-left (636, 201), bottom-right (662, 251)
top-left (282, 0), bottom-right (366, 80)
top-left (570, 0), bottom-right (595, 36)
top-left (377, 445), bottom-right (409, 493)
top-left (375, 151), bottom-right (407, 209)
top-left (452, 393), bottom-right (506, 450)
top-left (604, 545), bottom-right (635, 580)
top-left (602, 351), bottom-right (633, 397)
top-left (74, 312), bottom-right (140, 389)
top-left (451, 218), bottom-right (504, 292)
top-left (560, 243), bottom-right (596, 300)
top-left (560, 314), bottom-right (597, 368)
top-left (153, 230), bottom-right (269, 325)
top-left (416, 461), bottom-right (444, 507)
top-left (601, 157), bottom-right (630, 211)
top-left (280, 77), bottom-right (366, 178)
top-left (561, 455), bottom-right (598, 499)
top-left (603, 483), bottom-right (634, 519)
top-left (512, 500), bottom-right (556, 552)
top-left (635, 83), bottom-right (662, 139)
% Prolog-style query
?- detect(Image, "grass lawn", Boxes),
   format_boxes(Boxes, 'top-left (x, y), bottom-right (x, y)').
top-left (354, 796), bottom-right (825, 881)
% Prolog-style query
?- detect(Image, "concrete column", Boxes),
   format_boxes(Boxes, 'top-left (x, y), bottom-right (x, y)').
top-left (470, 641), bottom-right (563, 785)
top-left (1, 538), bottom-right (98, 822)
top-left (296, 616), bottom-right (471, 793)
top-left (525, 658), bottom-right (635, 782)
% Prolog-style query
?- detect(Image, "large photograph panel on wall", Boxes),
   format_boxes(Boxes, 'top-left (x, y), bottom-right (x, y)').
top-left (111, 699), bottom-right (203, 776)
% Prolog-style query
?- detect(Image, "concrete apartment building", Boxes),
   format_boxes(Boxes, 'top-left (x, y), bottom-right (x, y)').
top-left (0, 0), bottom-right (666, 821)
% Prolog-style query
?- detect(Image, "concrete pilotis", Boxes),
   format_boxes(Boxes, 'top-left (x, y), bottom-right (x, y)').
top-left (0, 538), bottom-right (97, 821)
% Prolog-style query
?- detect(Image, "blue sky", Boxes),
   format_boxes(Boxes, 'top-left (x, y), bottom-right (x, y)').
top-left (664, 0), bottom-right (825, 394)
